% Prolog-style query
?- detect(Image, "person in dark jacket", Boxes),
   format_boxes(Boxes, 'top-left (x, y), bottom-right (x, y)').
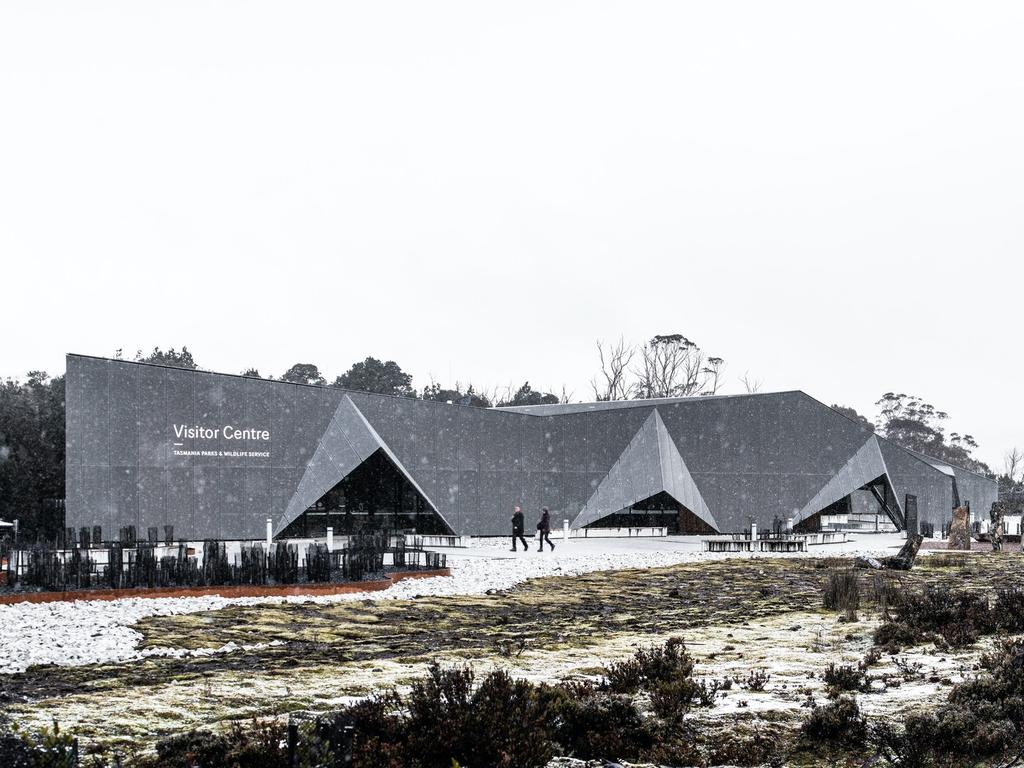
top-left (537, 506), bottom-right (555, 552)
top-left (510, 505), bottom-right (529, 552)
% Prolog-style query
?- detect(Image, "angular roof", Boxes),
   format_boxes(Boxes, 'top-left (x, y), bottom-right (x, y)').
top-left (573, 409), bottom-right (718, 530)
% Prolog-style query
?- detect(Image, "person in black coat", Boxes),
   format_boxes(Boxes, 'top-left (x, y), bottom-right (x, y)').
top-left (537, 506), bottom-right (555, 552)
top-left (510, 505), bottom-right (529, 551)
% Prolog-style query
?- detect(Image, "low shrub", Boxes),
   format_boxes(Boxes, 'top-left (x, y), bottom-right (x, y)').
top-left (740, 668), bottom-right (771, 692)
top-left (1, 721), bottom-right (77, 768)
top-left (649, 678), bottom-right (699, 720)
top-left (867, 637), bottom-right (1024, 765)
top-left (800, 696), bottom-right (866, 745)
top-left (822, 663), bottom-right (868, 694)
top-left (604, 636), bottom-right (694, 694)
top-left (823, 569), bottom-right (860, 620)
top-left (994, 588), bottom-right (1024, 632)
top-left (152, 719), bottom-right (288, 768)
top-left (552, 690), bottom-right (654, 759)
top-left (874, 586), bottom-right (995, 650)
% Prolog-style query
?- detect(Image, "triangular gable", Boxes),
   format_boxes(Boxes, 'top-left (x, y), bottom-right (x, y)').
top-left (274, 395), bottom-right (449, 537)
top-left (793, 435), bottom-right (902, 526)
top-left (572, 409), bottom-right (718, 531)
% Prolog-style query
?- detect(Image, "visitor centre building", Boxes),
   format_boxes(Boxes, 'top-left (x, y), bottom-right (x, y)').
top-left (64, 354), bottom-right (997, 541)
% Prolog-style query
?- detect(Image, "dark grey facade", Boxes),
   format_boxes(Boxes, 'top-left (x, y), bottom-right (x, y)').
top-left (65, 354), bottom-right (997, 539)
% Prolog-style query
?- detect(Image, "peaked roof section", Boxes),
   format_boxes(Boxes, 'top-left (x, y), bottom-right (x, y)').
top-left (496, 390), bottom-right (798, 416)
top-left (793, 435), bottom-right (902, 526)
top-left (572, 409), bottom-right (719, 531)
top-left (274, 395), bottom-right (447, 537)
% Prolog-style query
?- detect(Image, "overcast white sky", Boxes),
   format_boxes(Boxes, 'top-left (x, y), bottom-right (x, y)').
top-left (1, 2), bottom-right (1021, 470)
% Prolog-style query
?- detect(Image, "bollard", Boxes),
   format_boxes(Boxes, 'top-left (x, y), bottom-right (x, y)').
top-left (563, 519), bottom-right (569, 540)
top-left (266, 518), bottom-right (273, 551)
top-left (327, 526), bottom-right (334, 552)
top-left (750, 522), bottom-right (757, 551)
top-left (287, 718), bottom-right (298, 768)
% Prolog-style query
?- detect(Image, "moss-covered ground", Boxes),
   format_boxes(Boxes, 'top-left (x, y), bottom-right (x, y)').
top-left (4, 551), bottom-right (1023, 762)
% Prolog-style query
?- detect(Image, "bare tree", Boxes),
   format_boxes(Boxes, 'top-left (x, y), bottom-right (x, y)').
top-left (591, 337), bottom-right (636, 401)
top-left (739, 371), bottom-right (763, 394)
top-left (633, 334), bottom-right (725, 398)
top-left (1005, 447), bottom-right (1024, 484)
top-left (559, 384), bottom-right (575, 404)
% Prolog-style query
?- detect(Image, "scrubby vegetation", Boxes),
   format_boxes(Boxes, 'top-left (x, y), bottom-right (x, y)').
top-left (823, 568), bottom-right (860, 621)
top-left (800, 696), bottom-right (867, 746)
top-left (866, 637), bottom-right (1024, 766)
top-left (3, 640), bottom-right (787, 768)
top-left (873, 586), bottom-right (1024, 651)
top-left (822, 663), bottom-right (869, 695)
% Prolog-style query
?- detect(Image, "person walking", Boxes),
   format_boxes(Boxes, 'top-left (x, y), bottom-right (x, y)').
top-left (536, 506), bottom-right (555, 552)
top-left (510, 505), bottom-right (529, 552)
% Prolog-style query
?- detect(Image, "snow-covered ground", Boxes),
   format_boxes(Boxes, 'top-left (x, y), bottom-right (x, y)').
top-left (0, 534), bottom-right (906, 674)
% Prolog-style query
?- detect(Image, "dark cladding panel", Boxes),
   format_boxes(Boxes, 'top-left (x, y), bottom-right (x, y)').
top-left (108, 466), bottom-right (139, 533)
top-left (435, 406), bottom-right (459, 471)
top-left (166, 468), bottom-right (195, 540)
top-left (435, 469), bottom-right (462, 533)
top-left (458, 470), bottom-right (481, 533)
top-left (492, 413), bottom-right (523, 473)
top-left (759, 395), bottom-right (782, 474)
top-left (193, 374), bottom-right (249, 469)
top-left (519, 416), bottom-right (545, 473)
top-left (953, 469), bottom-right (998, 523)
top-left (137, 468), bottom-right (166, 535)
top-left (78, 357), bottom-right (109, 466)
top-left (200, 468), bottom-right (245, 541)
top-left (586, 407), bottom-right (651, 475)
top-left (519, 471), bottom-right (544, 518)
top-left (66, 464), bottom-right (83, 528)
top-left (80, 465), bottom-right (109, 538)
top-left (456, 408), bottom-right (481, 473)
top-left (690, 472), bottom-right (725, 529)
top-left (164, 367), bottom-right (196, 469)
top-left (276, 385), bottom-right (330, 469)
top-left (476, 413), bottom-right (507, 472)
top-left (271, 466), bottom-right (305, 530)
top-left (536, 417), bottom-right (564, 474)
top-left (541, 472), bottom-right (570, 525)
top-left (65, 358), bottom-right (85, 467)
top-left (138, 364), bottom-right (167, 467)
top-left (562, 413), bottom-right (589, 473)
top-left (194, 467), bottom-right (245, 539)
top-left (476, 472), bottom-right (507, 533)
top-left (244, 467), bottom-right (272, 521)
top-left (390, 396), bottom-right (418, 459)
top-left (564, 472), bottom-right (593, 520)
top-left (107, 362), bottom-right (140, 466)
top-left (781, 472), bottom-right (830, 524)
top-left (243, 377), bottom-right (277, 471)
top-left (400, 401), bottom-right (438, 474)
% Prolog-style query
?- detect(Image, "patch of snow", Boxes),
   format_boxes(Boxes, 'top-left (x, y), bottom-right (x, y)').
top-left (0, 534), bottom-right (905, 674)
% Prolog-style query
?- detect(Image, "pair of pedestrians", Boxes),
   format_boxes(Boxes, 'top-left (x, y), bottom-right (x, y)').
top-left (510, 505), bottom-right (555, 552)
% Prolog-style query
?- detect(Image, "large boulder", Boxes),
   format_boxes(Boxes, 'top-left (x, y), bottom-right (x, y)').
top-left (947, 506), bottom-right (972, 551)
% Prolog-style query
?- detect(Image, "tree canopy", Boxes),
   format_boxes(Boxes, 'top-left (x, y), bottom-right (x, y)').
top-left (334, 358), bottom-right (416, 398)
top-left (279, 363), bottom-right (325, 386)
top-left (115, 346), bottom-right (199, 370)
top-left (875, 393), bottom-right (990, 475)
top-left (0, 372), bottom-right (65, 539)
top-left (422, 382), bottom-right (491, 408)
top-left (498, 382), bottom-right (559, 408)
